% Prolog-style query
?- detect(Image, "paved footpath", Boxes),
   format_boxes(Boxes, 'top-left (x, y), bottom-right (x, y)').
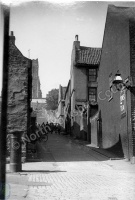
top-left (6, 133), bottom-right (135, 200)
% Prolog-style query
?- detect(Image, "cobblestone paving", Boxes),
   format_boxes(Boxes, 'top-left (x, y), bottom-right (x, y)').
top-left (27, 162), bottom-right (135, 200)
top-left (9, 134), bottom-right (135, 200)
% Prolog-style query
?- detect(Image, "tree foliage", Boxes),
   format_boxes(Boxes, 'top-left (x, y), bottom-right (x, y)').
top-left (45, 88), bottom-right (59, 110)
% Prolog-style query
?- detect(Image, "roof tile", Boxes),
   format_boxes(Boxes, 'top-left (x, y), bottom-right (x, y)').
top-left (76, 46), bottom-right (102, 65)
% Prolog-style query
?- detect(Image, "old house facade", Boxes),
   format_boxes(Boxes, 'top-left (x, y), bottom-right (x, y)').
top-left (97, 5), bottom-right (135, 163)
top-left (70, 35), bottom-right (101, 140)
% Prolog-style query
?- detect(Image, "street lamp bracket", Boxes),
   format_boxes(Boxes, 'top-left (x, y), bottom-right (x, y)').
top-left (112, 71), bottom-right (133, 91)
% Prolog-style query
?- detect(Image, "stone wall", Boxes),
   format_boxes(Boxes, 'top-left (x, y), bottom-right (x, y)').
top-left (7, 34), bottom-right (32, 134)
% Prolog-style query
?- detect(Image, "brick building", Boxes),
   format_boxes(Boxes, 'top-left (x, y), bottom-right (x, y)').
top-left (32, 59), bottom-right (42, 99)
top-left (97, 5), bottom-right (135, 163)
top-left (70, 35), bottom-right (101, 139)
top-left (7, 31), bottom-right (32, 171)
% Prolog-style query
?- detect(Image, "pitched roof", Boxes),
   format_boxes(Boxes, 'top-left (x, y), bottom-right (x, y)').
top-left (76, 46), bottom-right (102, 65)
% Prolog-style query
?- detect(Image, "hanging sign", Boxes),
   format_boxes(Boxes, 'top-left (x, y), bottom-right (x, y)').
top-left (120, 89), bottom-right (126, 118)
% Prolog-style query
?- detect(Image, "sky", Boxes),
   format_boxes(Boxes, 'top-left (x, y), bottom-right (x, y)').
top-left (1, 1), bottom-right (135, 97)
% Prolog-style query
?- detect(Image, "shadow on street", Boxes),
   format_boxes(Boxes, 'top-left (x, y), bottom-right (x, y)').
top-left (26, 133), bottom-right (124, 163)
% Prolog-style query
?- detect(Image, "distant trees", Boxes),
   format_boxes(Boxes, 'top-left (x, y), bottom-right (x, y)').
top-left (45, 89), bottom-right (59, 110)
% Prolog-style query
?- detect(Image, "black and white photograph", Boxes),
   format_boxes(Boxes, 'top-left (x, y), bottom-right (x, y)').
top-left (0, 0), bottom-right (135, 199)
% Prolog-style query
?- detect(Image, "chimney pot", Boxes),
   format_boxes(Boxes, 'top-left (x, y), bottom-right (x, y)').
top-left (10, 31), bottom-right (15, 44)
top-left (75, 35), bottom-right (78, 41)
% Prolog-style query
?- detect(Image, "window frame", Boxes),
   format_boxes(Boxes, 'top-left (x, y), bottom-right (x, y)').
top-left (88, 68), bottom-right (97, 82)
top-left (88, 87), bottom-right (97, 102)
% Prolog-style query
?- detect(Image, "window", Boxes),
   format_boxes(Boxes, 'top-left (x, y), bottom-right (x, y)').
top-left (88, 87), bottom-right (97, 102)
top-left (88, 68), bottom-right (97, 82)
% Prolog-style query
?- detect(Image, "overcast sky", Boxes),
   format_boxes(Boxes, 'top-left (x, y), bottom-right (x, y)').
top-left (1, 1), bottom-right (135, 97)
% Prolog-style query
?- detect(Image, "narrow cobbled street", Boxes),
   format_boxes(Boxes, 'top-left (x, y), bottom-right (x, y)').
top-left (2, 2), bottom-right (135, 200)
top-left (6, 132), bottom-right (135, 200)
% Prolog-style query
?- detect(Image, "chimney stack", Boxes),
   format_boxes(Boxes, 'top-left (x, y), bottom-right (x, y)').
top-left (74, 34), bottom-right (80, 50)
top-left (10, 31), bottom-right (15, 44)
